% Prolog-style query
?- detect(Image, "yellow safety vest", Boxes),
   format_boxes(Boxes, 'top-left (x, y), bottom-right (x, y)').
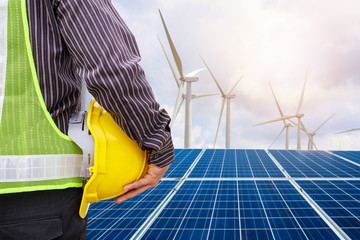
top-left (0, 0), bottom-right (83, 194)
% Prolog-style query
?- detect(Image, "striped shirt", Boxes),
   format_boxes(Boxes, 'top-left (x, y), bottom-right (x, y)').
top-left (26, 0), bottom-right (174, 167)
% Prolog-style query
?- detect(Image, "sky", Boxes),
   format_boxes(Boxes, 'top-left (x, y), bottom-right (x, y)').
top-left (111, 0), bottom-right (360, 150)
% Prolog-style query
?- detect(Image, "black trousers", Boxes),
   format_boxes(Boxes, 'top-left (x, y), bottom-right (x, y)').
top-left (0, 188), bottom-right (87, 240)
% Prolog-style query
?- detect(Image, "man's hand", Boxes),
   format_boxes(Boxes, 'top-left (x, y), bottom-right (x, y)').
top-left (114, 163), bottom-right (171, 204)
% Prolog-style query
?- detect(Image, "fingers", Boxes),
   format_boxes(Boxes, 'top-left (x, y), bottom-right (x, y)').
top-left (114, 163), bottom-right (172, 204)
top-left (114, 175), bottom-right (153, 204)
top-left (115, 185), bottom-right (149, 203)
top-left (123, 177), bottom-right (150, 191)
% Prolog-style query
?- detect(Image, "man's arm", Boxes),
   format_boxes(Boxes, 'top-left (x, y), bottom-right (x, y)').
top-left (56, 0), bottom-right (174, 195)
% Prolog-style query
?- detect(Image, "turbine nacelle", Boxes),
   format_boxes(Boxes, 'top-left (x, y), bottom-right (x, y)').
top-left (182, 76), bottom-right (199, 82)
top-left (296, 113), bottom-right (304, 118)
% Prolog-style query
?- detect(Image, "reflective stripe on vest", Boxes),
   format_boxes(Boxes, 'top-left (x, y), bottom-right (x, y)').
top-left (0, 0), bottom-right (83, 194)
top-left (0, 154), bottom-right (82, 182)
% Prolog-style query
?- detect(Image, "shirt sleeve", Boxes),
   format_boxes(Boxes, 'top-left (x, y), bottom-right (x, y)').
top-left (55, 0), bottom-right (174, 167)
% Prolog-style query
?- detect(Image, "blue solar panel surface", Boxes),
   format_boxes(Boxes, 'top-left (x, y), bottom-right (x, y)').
top-left (164, 149), bottom-right (202, 178)
top-left (332, 151), bottom-right (360, 165)
top-left (297, 180), bottom-right (360, 240)
top-left (269, 150), bottom-right (360, 178)
top-left (86, 149), bottom-right (360, 240)
top-left (143, 180), bottom-right (339, 240)
top-left (189, 149), bottom-right (285, 178)
top-left (87, 181), bottom-right (177, 240)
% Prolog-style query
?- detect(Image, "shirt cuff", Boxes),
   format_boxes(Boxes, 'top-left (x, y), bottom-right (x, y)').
top-left (147, 135), bottom-right (175, 168)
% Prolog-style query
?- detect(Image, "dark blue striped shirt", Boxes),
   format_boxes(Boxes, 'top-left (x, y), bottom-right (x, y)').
top-left (26, 0), bottom-right (174, 167)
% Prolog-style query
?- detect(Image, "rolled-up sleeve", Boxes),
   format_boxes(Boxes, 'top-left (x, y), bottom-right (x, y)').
top-left (56, 0), bottom-right (174, 167)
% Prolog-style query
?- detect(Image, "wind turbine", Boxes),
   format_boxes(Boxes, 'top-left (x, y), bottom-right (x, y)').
top-left (254, 83), bottom-right (295, 149)
top-left (158, 10), bottom-right (215, 148)
top-left (253, 73), bottom-right (315, 150)
top-left (201, 57), bottom-right (243, 149)
top-left (307, 113), bottom-right (335, 150)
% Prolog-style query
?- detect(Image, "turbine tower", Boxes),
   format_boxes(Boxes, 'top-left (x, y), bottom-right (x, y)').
top-left (307, 113), bottom-right (335, 150)
top-left (201, 57), bottom-right (243, 149)
top-left (254, 83), bottom-right (295, 149)
top-left (158, 10), bottom-right (215, 148)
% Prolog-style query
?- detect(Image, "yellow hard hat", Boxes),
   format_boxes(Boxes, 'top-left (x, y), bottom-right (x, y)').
top-left (79, 99), bottom-right (148, 218)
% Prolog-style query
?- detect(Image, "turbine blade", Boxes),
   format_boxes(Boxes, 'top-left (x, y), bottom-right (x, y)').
top-left (159, 9), bottom-right (184, 79)
top-left (288, 118), bottom-right (297, 126)
top-left (269, 82), bottom-right (285, 125)
top-left (297, 71), bottom-right (308, 114)
top-left (213, 98), bottom-right (226, 148)
top-left (313, 113), bottom-right (335, 133)
top-left (269, 126), bottom-right (286, 149)
top-left (171, 82), bottom-right (184, 125)
top-left (157, 35), bottom-right (180, 87)
top-left (227, 75), bottom-right (244, 95)
top-left (173, 97), bottom-right (185, 122)
top-left (200, 57), bottom-right (225, 96)
top-left (185, 68), bottom-right (205, 77)
top-left (335, 128), bottom-right (360, 135)
top-left (253, 115), bottom-right (297, 126)
top-left (300, 119), bottom-right (318, 150)
top-left (192, 93), bottom-right (218, 99)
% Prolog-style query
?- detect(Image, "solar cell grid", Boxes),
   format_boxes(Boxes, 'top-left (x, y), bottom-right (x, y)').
top-left (241, 150), bottom-right (285, 178)
top-left (298, 180), bottom-right (360, 240)
top-left (188, 149), bottom-right (223, 178)
top-left (164, 149), bottom-right (202, 178)
top-left (269, 150), bottom-right (360, 178)
top-left (189, 149), bottom-right (285, 178)
top-left (86, 181), bottom-right (177, 240)
top-left (254, 150), bottom-right (285, 178)
top-left (142, 180), bottom-right (339, 240)
top-left (239, 150), bottom-right (268, 178)
top-left (332, 151), bottom-right (360, 165)
top-left (315, 151), bottom-right (360, 177)
top-left (222, 149), bottom-right (236, 178)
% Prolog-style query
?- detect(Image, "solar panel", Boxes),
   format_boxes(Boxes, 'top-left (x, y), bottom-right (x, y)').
top-left (86, 181), bottom-right (177, 240)
top-left (142, 180), bottom-right (339, 240)
top-left (269, 150), bottom-right (360, 178)
top-left (297, 180), bottom-right (360, 240)
top-left (86, 149), bottom-right (360, 239)
top-left (189, 149), bottom-right (285, 178)
top-left (331, 151), bottom-right (360, 165)
top-left (245, 150), bottom-right (285, 178)
top-left (164, 149), bottom-right (202, 178)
